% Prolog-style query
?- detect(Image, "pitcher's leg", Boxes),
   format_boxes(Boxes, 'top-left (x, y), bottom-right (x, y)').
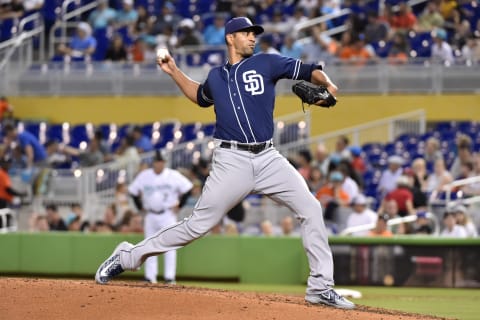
top-left (254, 149), bottom-right (334, 293)
top-left (119, 149), bottom-right (254, 270)
top-left (143, 214), bottom-right (159, 282)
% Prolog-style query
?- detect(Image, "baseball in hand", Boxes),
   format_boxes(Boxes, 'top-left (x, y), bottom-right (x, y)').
top-left (157, 48), bottom-right (169, 62)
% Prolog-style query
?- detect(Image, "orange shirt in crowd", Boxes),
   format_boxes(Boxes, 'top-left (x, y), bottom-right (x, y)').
top-left (315, 185), bottom-right (350, 204)
top-left (0, 169), bottom-right (13, 203)
top-left (368, 230), bottom-right (393, 237)
top-left (0, 100), bottom-right (11, 120)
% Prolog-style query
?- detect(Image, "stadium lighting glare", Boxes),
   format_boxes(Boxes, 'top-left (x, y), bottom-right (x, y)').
top-left (207, 141), bottom-right (215, 149)
top-left (74, 169), bottom-right (82, 178)
top-left (152, 131), bottom-right (160, 139)
top-left (193, 151), bottom-right (200, 159)
top-left (166, 142), bottom-right (174, 149)
top-left (79, 141), bottom-right (87, 150)
top-left (62, 122), bottom-right (70, 130)
top-left (197, 131), bottom-right (205, 139)
top-left (174, 131), bottom-right (182, 139)
top-left (187, 142), bottom-right (194, 150)
top-left (422, 40), bottom-right (429, 47)
top-left (277, 121), bottom-right (285, 129)
top-left (298, 121), bottom-right (306, 129)
top-left (97, 169), bottom-right (104, 178)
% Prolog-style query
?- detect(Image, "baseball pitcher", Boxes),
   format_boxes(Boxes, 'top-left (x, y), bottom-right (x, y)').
top-left (96, 17), bottom-right (354, 310)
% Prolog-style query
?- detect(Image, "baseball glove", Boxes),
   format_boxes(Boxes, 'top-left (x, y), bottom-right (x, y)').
top-left (291, 81), bottom-right (337, 111)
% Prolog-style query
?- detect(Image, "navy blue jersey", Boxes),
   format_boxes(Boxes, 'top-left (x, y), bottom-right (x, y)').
top-left (197, 53), bottom-right (320, 143)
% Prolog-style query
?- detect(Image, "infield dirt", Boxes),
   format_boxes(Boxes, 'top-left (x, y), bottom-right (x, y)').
top-left (1, 277), bottom-right (451, 320)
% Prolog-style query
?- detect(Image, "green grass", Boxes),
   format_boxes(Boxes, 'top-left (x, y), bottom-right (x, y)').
top-left (179, 281), bottom-right (480, 320)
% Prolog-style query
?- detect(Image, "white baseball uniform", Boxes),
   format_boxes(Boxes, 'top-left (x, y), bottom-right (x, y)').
top-left (128, 167), bottom-right (193, 283)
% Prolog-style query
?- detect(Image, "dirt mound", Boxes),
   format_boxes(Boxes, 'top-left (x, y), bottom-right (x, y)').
top-left (1, 277), bottom-right (445, 320)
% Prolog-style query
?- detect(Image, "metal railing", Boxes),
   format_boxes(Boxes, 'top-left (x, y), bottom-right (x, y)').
top-left (340, 211), bottom-right (440, 236)
top-left (0, 13), bottom-right (45, 72)
top-left (277, 109), bottom-right (426, 159)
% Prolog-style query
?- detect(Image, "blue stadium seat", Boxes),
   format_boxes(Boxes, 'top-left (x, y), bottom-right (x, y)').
top-left (154, 122), bottom-right (176, 148)
top-left (200, 123), bottom-right (215, 137)
top-left (46, 124), bottom-right (64, 143)
top-left (180, 122), bottom-right (201, 142)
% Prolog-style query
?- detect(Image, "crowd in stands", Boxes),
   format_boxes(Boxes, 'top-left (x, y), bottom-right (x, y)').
top-left (1, 0), bottom-right (479, 65)
top-left (13, 123), bottom-right (479, 238)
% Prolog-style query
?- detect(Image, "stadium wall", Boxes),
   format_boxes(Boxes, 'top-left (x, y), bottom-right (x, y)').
top-left (1, 233), bottom-right (479, 287)
top-left (11, 95), bottom-right (479, 136)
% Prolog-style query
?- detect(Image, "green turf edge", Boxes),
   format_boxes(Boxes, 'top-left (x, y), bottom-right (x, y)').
top-left (178, 281), bottom-right (480, 320)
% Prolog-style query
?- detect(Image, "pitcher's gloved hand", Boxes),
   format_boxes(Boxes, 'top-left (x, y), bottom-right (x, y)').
top-left (292, 81), bottom-right (337, 108)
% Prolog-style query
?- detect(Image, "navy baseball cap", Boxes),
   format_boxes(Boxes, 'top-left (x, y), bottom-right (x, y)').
top-left (225, 17), bottom-right (264, 35)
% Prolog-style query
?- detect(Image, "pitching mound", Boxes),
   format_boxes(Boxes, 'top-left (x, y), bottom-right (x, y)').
top-left (1, 277), bottom-right (445, 320)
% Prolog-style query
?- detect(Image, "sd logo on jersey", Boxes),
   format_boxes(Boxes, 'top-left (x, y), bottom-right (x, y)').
top-left (243, 70), bottom-right (264, 95)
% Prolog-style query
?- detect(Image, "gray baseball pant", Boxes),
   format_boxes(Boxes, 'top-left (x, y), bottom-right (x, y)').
top-left (119, 145), bottom-right (334, 293)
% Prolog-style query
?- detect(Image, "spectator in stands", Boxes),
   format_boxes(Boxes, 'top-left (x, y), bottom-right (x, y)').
top-left (338, 33), bottom-right (374, 66)
top-left (412, 211), bottom-right (433, 234)
top-left (132, 125), bottom-right (153, 153)
top-left (57, 22), bottom-right (97, 62)
top-left (280, 215), bottom-right (300, 236)
top-left (316, 171), bottom-right (350, 221)
top-left (377, 198), bottom-right (401, 227)
top-left (313, 142), bottom-right (330, 176)
top-left (67, 203), bottom-right (89, 231)
top-left (258, 34), bottom-right (280, 54)
top-left (203, 14), bottom-right (226, 45)
top-left (404, 167), bottom-right (428, 211)
top-left (416, 1), bottom-right (445, 32)
top-left (7, 145), bottom-right (27, 175)
top-left (115, 0), bottom-right (138, 30)
top-left (424, 137), bottom-right (443, 171)
top-left (462, 154), bottom-right (480, 196)
top-left (112, 134), bottom-right (140, 170)
top-left (262, 9), bottom-right (289, 35)
top-left (92, 220), bottom-right (114, 233)
top-left (114, 182), bottom-right (130, 222)
top-left (308, 167), bottom-right (325, 193)
top-left (0, 96), bottom-right (14, 123)
top-left (380, 175), bottom-right (415, 217)
top-left (44, 140), bottom-right (69, 168)
top-left (103, 203), bottom-right (118, 231)
top-left (345, 194), bottom-right (378, 236)
top-left (105, 33), bottom-right (128, 62)
top-left (0, 0), bottom-right (24, 20)
top-left (260, 219), bottom-right (276, 236)
top-left (295, 149), bottom-right (313, 181)
top-left (426, 158), bottom-right (453, 193)
top-left (364, 10), bottom-right (390, 44)
top-left (151, 2), bottom-right (180, 36)
top-left (411, 158), bottom-right (429, 193)
top-left (368, 214), bottom-right (393, 237)
top-left (62, 135), bottom-right (104, 167)
top-left (452, 204), bottom-right (478, 237)
top-left (3, 124), bottom-right (47, 167)
top-left (65, 213), bottom-right (81, 232)
top-left (389, 1), bottom-right (417, 32)
top-left (302, 24), bottom-right (337, 64)
top-left (461, 36), bottom-right (480, 64)
top-left (45, 204), bottom-right (67, 231)
top-left (0, 157), bottom-right (26, 209)
top-left (30, 214), bottom-right (49, 232)
top-left (431, 28), bottom-right (454, 64)
top-left (331, 135), bottom-right (351, 160)
top-left (450, 134), bottom-right (474, 179)
top-left (23, 0), bottom-right (44, 12)
top-left (337, 160), bottom-right (361, 201)
top-left (388, 31), bottom-right (410, 64)
top-left (284, 6), bottom-right (308, 36)
top-left (440, 210), bottom-right (467, 237)
top-left (280, 35), bottom-right (304, 59)
top-left (349, 146), bottom-right (366, 175)
top-left (88, 0), bottom-right (116, 31)
top-left (377, 155), bottom-right (404, 196)
top-left (132, 4), bottom-right (152, 37)
top-left (177, 18), bottom-right (202, 47)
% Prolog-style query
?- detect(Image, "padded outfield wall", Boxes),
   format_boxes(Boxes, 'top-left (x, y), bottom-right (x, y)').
top-left (10, 95), bottom-right (480, 137)
top-left (1, 233), bottom-right (479, 288)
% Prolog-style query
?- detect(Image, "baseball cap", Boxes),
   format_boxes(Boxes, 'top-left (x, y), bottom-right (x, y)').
top-left (451, 204), bottom-right (467, 214)
top-left (153, 149), bottom-right (165, 162)
top-left (352, 194), bottom-right (367, 205)
top-left (329, 171), bottom-right (344, 182)
top-left (388, 155), bottom-right (404, 165)
top-left (225, 17), bottom-right (264, 35)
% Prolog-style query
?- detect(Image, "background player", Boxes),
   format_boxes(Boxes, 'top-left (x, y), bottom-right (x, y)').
top-left (129, 150), bottom-right (193, 284)
top-left (96, 17), bottom-right (354, 310)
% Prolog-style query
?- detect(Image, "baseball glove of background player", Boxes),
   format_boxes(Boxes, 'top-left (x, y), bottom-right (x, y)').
top-left (292, 81), bottom-right (337, 111)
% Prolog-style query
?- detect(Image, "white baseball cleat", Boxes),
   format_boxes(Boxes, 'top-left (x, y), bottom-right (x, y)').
top-left (305, 288), bottom-right (356, 310)
top-left (95, 241), bottom-right (133, 284)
